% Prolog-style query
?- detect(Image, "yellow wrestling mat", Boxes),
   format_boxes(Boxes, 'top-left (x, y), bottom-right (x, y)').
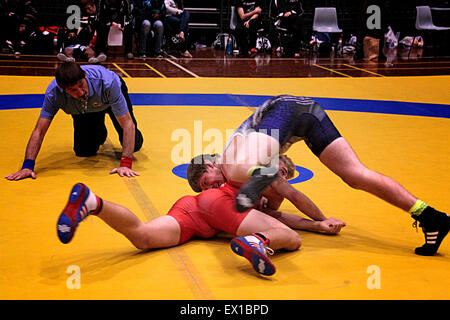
top-left (0, 76), bottom-right (449, 300)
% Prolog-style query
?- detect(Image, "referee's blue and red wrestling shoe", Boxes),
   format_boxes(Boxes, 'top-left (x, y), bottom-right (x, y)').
top-left (56, 183), bottom-right (101, 244)
top-left (230, 233), bottom-right (276, 276)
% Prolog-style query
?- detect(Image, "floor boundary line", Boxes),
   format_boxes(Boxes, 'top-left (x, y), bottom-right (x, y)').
top-left (112, 62), bottom-right (131, 78)
top-left (343, 63), bottom-right (385, 77)
top-left (164, 58), bottom-right (200, 78)
top-left (312, 63), bottom-right (352, 77)
top-left (144, 63), bottom-right (167, 78)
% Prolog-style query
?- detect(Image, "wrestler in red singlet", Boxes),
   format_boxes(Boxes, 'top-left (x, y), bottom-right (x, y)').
top-left (167, 183), bottom-right (251, 244)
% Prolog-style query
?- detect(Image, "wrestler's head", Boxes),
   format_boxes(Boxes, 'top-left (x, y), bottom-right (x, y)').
top-left (55, 62), bottom-right (89, 101)
top-left (278, 154), bottom-right (295, 180)
top-left (187, 153), bottom-right (295, 192)
top-left (187, 153), bottom-right (224, 192)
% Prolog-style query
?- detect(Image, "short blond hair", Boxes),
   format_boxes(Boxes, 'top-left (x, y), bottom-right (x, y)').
top-left (279, 154), bottom-right (295, 179)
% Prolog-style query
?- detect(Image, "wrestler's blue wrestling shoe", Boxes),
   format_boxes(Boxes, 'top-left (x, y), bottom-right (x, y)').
top-left (236, 168), bottom-right (278, 213)
top-left (56, 183), bottom-right (95, 244)
top-left (230, 233), bottom-right (276, 276)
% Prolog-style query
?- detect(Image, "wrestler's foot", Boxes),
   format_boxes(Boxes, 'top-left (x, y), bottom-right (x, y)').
top-left (236, 168), bottom-right (278, 212)
top-left (413, 207), bottom-right (450, 256)
top-left (56, 183), bottom-right (102, 244)
top-left (230, 233), bottom-right (275, 276)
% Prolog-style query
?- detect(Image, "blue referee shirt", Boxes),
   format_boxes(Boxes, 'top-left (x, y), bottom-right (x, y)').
top-left (40, 65), bottom-right (129, 120)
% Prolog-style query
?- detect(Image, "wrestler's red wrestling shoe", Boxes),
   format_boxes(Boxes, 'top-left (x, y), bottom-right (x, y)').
top-left (230, 233), bottom-right (275, 276)
top-left (56, 183), bottom-right (102, 244)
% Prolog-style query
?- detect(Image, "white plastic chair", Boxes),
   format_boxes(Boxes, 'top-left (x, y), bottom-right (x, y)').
top-left (416, 6), bottom-right (450, 31)
top-left (413, 6), bottom-right (450, 57)
top-left (312, 7), bottom-right (342, 33)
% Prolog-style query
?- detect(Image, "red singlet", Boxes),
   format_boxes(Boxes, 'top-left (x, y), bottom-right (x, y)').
top-left (167, 183), bottom-right (251, 244)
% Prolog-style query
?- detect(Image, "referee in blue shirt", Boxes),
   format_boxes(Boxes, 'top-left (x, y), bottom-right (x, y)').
top-left (6, 62), bottom-right (143, 180)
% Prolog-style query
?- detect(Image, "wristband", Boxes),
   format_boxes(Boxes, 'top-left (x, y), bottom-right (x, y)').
top-left (120, 156), bottom-right (133, 169)
top-left (22, 159), bottom-right (35, 171)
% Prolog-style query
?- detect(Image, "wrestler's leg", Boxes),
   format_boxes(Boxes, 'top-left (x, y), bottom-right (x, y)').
top-left (319, 137), bottom-right (450, 256)
top-left (224, 132), bottom-right (281, 212)
top-left (288, 101), bottom-right (416, 211)
top-left (231, 209), bottom-right (301, 275)
top-left (97, 201), bottom-right (181, 250)
top-left (319, 137), bottom-right (416, 212)
top-left (56, 183), bottom-right (180, 250)
top-left (233, 97), bottom-right (318, 211)
top-left (235, 209), bottom-right (301, 251)
top-left (222, 131), bottom-right (280, 184)
top-left (197, 189), bottom-right (296, 249)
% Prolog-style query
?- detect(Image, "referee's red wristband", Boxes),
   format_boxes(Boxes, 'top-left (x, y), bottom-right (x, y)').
top-left (120, 156), bottom-right (133, 169)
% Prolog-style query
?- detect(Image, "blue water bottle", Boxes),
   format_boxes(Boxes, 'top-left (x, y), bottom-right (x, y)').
top-left (226, 35), bottom-right (233, 56)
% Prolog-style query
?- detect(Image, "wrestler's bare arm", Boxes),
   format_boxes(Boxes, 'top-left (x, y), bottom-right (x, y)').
top-left (258, 180), bottom-right (346, 234)
top-left (263, 209), bottom-right (345, 235)
top-left (266, 178), bottom-right (327, 221)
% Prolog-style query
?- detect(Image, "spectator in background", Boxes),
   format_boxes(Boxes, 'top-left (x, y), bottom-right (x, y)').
top-left (57, 0), bottom-right (99, 63)
top-left (0, 0), bottom-right (38, 55)
top-left (96, 0), bottom-right (134, 60)
top-left (273, 0), bottom-right (305, 57)
top-left (235, 0), bottom-right (263, 57)
top-left (132, 0), bottom-right (166, 58)
top-left (164, 0), bottom-right (192, 57)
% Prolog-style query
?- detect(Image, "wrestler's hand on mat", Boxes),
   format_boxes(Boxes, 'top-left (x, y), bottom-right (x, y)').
top-left (5, 168), bottom-right (36, 181)
top-left (110, 166), bottom-right (140, 178)
top-left (318, 217), bottom-right (346, 235)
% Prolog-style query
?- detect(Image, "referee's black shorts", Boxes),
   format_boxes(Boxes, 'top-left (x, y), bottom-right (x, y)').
top-left (72, 78), bottom-right (143, 157)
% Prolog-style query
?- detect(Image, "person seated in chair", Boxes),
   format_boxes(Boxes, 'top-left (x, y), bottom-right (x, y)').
top-left (272, 0), bottom-right (305, 57)
top-left (164, 0), bottom-right (192, 57)
top-left (133, 0), bottom-right (166, 58)
top-left (235, 0), bottom-right (263, 57)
